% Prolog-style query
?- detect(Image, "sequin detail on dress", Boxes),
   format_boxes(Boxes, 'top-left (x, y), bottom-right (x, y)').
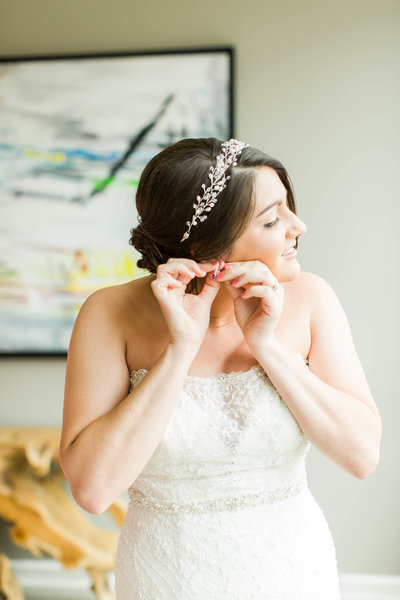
top-left (115, 352), bottom-right (341, 599)
top-left (128, 476), bottom-right (307, 513)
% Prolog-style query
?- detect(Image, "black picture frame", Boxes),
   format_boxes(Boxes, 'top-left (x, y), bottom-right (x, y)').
top-left (0, 47), bottom-right (234, 356)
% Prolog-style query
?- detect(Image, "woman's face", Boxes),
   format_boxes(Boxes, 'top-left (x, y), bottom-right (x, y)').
top-left (225, 167), bottom-right (307, 282)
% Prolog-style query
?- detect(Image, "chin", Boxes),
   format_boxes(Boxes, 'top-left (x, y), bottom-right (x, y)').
top-left (276, 261), bottom-right (302, 283)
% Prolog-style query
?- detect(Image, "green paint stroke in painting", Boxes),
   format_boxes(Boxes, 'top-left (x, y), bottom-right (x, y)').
top-left (91, 177), bottom-right (139, 190)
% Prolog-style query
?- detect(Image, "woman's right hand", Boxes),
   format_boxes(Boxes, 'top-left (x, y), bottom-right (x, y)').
top-left (150, 258), bottom-right (223, 351)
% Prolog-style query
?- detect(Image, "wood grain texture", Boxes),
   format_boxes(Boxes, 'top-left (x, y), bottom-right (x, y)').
top-left (0, 427), bottom-right (127, 599)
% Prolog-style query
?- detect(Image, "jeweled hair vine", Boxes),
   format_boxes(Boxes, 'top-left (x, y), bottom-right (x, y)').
top-left (179, 138), bottom-right (249, 243)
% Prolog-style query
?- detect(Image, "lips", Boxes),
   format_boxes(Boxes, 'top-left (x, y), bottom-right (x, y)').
top-left (282, 246), bottom-right (295, 257)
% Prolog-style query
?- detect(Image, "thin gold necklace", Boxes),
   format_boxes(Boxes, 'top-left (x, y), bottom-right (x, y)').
top-left (208, 317), bottom-right (236, 328)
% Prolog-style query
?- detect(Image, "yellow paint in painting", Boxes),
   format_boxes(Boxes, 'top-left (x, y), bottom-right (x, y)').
top-left (51, 152), bottom-right (66, 163)
top-left (23, 148), bottom-right (67, 163)
top-left (115, 251), bottom-right (135, 277)
top-left (68, 249), bottom-right (138, 293)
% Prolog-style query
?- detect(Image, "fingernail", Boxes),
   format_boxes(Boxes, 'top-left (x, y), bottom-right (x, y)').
top-left (223, 264), bottom-right (233, 269)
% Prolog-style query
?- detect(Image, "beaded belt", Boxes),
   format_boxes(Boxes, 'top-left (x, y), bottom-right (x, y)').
top-left (128, 477), bottom-right (307, 514)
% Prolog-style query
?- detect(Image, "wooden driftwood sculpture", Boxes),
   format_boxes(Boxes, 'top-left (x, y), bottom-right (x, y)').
top-left (0, 552), bottom-right (24, 600)
top-left (0, 427), bottom-right (127, 600)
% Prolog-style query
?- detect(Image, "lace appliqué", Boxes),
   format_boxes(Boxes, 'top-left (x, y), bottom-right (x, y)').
top-left (116, 352), bottom-right (341, 600)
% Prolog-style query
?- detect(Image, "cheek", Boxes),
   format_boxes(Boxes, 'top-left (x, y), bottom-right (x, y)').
top-left (227, 228), bottom-right (282, 262)
top-left (257, 231), bottom-right (285, 261)
top-left (256, 228), bottom-right (281, 251)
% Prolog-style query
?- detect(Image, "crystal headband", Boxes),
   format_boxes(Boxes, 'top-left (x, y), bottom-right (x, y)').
top-left (180, 138), bottom-right (249, 242)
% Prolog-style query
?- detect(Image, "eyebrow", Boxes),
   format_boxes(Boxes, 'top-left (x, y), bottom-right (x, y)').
top-left (256, 200), bottom-right (283, 218)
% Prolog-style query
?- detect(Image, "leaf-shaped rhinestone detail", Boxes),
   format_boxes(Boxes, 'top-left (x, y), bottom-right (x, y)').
top-left (180, 138), bottom-right (249, 242)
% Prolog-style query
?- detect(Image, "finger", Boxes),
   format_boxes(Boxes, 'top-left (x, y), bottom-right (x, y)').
top-left (221, 278), bottom-right (243, 301)
top-left (198, 270), bottom-right (221, 305)
top-left (197, 259), bottom-right (225, 275)
top-left (216, 260), bottom-right (277, 283)
top-left (215, 263), bottom-right (248, 283)
top-left (231, 271), bottom-right (278, 289)
top-left (158, 262), bottom-right (202, 284)
top-left (240, 284), bottom-right (281, 300)
top-left (217, 258), bottom-right (226, 271)
top-left (176, 265), bottom-right (202, 283)
top-left (151, 275), bottom-right (184, 292)
top-left (166, 257), bottom-right (219, 275)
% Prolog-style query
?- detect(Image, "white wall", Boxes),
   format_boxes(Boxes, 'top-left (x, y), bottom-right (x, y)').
top-left (1, 0), bottom-right (399, 575)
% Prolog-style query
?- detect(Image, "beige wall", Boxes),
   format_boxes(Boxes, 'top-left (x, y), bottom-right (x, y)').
top-left (1, 0), bottom-right (399, 575)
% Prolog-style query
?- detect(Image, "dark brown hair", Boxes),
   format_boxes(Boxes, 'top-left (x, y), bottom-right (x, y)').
top-left (129, 137), bottom-right (298, 293)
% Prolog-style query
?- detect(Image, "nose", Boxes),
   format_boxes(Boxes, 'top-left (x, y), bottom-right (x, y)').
top-left (288, 213), bottom-right (307, 239)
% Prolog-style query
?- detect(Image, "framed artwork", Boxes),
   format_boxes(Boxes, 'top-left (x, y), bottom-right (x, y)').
top-left (0, 47), bottom-right (233, 355)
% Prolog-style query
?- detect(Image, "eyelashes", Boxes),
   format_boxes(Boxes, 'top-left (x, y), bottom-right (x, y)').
top-left (264, 217), bottom-right (280, 228)
top-left (263, 202), bottom-right (295, 229)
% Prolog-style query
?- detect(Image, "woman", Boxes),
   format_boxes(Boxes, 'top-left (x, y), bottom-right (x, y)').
top-left (60, 137), bottom-right (382, 599)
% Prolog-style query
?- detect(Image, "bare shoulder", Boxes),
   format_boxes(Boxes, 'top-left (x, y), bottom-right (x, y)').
top-left (283, 270), bottom-right (341, 317)
top-left (293, 271), bottom-right (379, 415)
top-left (291, 270), bottom-right (350, 327)
top-left (66, 282), bottom-right (137, 380)
top-left (80, 277), bottom-right (142, 310)
top-left (279, 270), bottom-right (322, 321)
top-left (285, 270), bottom-right (332, 297)
top-left (289, 270), bottom-right (350, 347)
top-left (77, 275), bottom-right (156, 329)
top-left (61, 276), bottom-right (156, 451)
top-left (66, 276), bottom-right (155, 390)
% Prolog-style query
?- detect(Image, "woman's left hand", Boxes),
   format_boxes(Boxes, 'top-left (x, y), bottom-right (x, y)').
top-left (216, 260), bottom-right (284, 351)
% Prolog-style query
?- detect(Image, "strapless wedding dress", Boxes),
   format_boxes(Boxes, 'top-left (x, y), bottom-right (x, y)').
top-left (114, 353), bottom-right (341, 599)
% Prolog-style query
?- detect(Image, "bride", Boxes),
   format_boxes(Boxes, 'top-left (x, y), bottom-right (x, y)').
top-left (60, 137), bottom-right (382, 599)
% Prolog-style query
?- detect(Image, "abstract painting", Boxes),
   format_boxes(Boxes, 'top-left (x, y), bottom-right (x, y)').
top-left (0, 48), bottom-right (233, 354)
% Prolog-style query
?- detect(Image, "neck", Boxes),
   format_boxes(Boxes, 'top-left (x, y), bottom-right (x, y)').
top-left (196, 277), bottom-right (236, 325)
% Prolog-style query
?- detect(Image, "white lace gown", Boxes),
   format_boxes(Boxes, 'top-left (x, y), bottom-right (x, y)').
top-left (115, 353), bottom-right (341, 599)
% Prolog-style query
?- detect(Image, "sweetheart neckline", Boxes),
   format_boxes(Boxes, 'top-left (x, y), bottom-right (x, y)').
top-left (129, 352), bottom-right (308, 381)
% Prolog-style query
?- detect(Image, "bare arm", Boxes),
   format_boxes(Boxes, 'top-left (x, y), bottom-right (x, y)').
top-left (59, 292), bottom-right (196, 514)
top-left (252, 272), bottom-right (382, 478)
top-left (60, 259), bottom-right (222, 514)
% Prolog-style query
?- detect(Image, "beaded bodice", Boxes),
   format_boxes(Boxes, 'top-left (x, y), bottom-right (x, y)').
top-left (127, 353), bottom-right (311, 512)
top-left (116, 353), bottom-right (341, 599)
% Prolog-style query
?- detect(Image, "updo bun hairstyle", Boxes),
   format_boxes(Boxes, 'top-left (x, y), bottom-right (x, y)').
top-left (129, 137), bottom-right (297, 294)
